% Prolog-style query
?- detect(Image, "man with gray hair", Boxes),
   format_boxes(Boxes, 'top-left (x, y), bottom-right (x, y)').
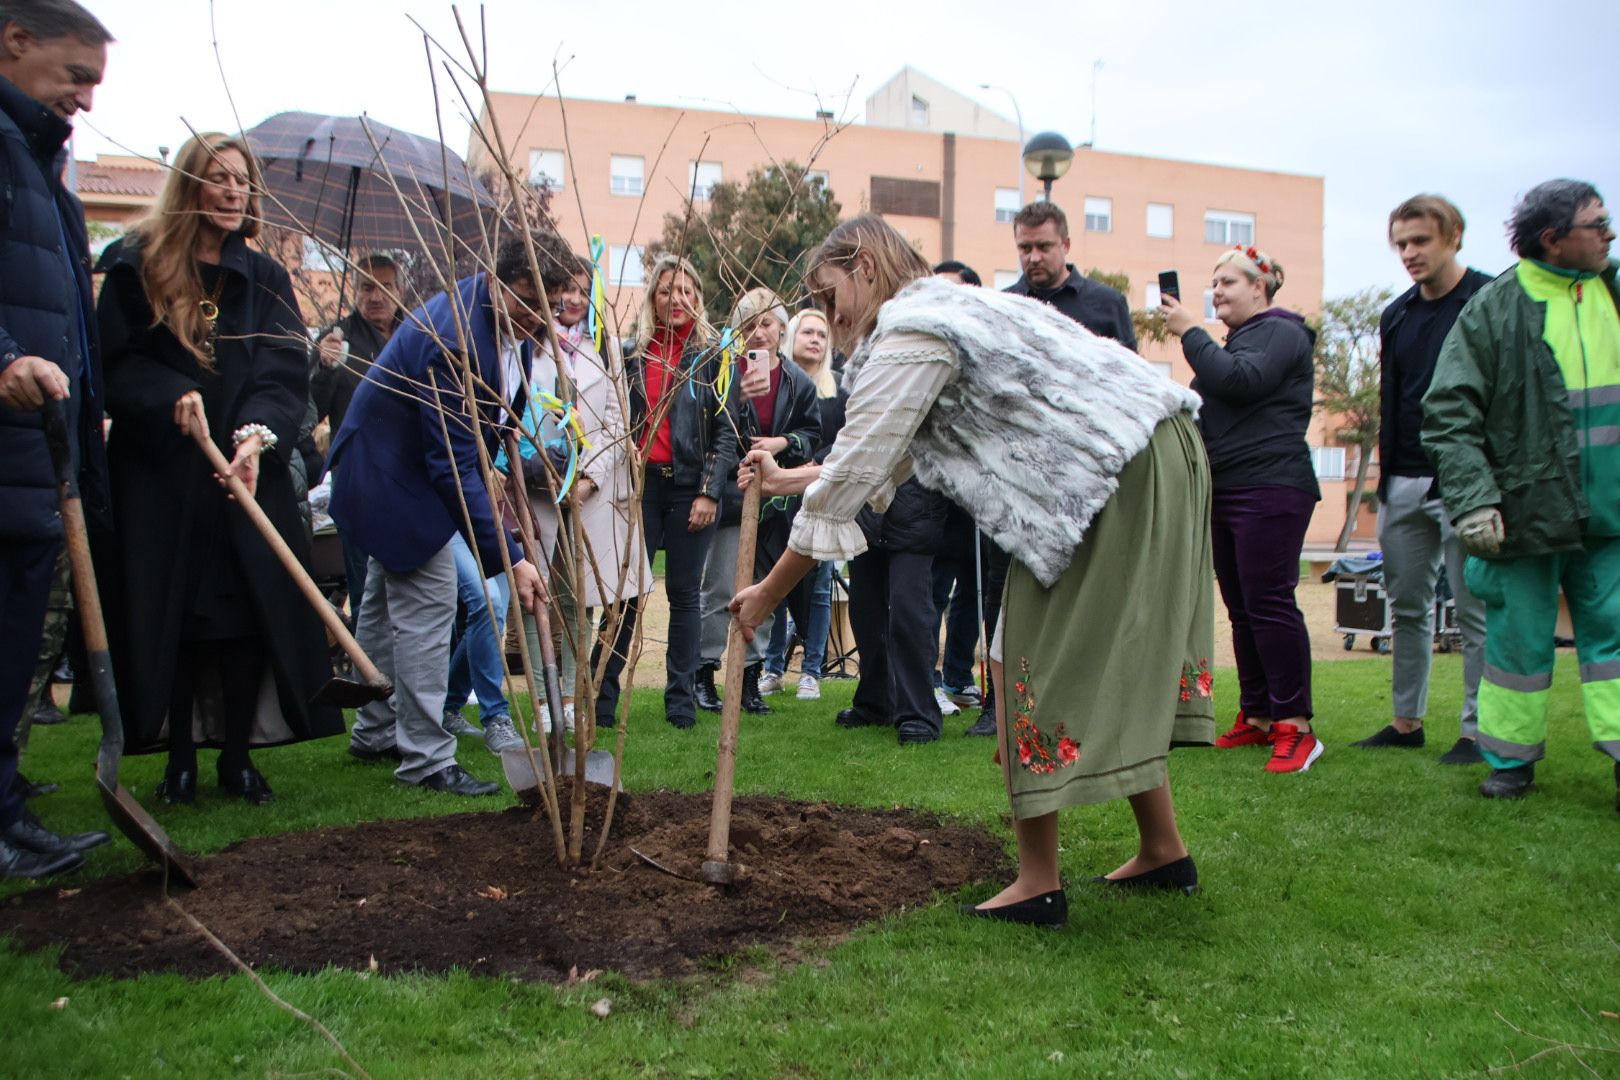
top-left (1423, 179), bottom-right (1620, 807)
top-left (0, 0), bottom-right (115, 877)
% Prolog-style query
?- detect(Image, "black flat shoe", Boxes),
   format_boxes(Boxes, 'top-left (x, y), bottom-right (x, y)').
top-left (348, 743), bottom-right (402, 763)
top-left (897, 724), bottom-right (939, 745)
top-left (963, 713), bottom-right (997, 737)
top-left (835, 707), bottom-right (890, 729)
top-left (218, 765), bottom-right (275, 805)
top-left (666, 713), bottom-right (696, 730)
top-left (959, 889), bottom-right (1067, 929)
top-left (1350, 724), bottom-right (1425, 749)
top-left (0, 837), bottom-right (82, 880)
top-left (1439, 738), bottom-right (1485, 765)
top-left (1093, 855), bottom-right (1199, 895)
top-left (155, 769), bottom-right (197, 805)
top-left (416, 763), bottom-right (499, 797)
top-left (3, 810), bottom-right (110, 855)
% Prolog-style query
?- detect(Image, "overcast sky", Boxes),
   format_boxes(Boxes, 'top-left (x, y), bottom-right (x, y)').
top-left (78, 0), bottom-right (1618, 299)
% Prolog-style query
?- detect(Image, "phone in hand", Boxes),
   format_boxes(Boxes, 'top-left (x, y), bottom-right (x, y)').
top-left (1157, 270), bottom-right (1181, 304)
top-left (746, 349), bottom-right (770, 379)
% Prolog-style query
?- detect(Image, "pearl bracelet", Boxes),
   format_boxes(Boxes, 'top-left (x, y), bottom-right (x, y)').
top-left (232, 423), bottom-right (278, 453)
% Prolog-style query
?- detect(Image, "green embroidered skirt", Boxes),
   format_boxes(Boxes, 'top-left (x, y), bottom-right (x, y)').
top-left (996, 411), bottom-right (1215, 819)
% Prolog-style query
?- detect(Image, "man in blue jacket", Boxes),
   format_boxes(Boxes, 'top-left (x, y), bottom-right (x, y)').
top-left (328, 236), bottom-right (545, 796)
top-left (0, 0), bottom-right (115, 879)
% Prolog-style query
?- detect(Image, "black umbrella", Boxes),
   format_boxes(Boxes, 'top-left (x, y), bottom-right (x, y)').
top-left (244, 110), bottom-right (498, 290)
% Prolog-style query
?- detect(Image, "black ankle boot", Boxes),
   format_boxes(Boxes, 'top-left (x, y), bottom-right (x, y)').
top-left (742, 664), bottom-right (772, 715)
top-left (694, 665), bottom-right (722, 712)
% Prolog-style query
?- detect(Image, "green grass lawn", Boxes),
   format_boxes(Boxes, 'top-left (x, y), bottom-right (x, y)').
top-left (3, 656), bottom-right (1618, 1078)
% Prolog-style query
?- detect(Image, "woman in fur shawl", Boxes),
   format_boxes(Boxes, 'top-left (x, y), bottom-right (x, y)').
top-left (730, 215), bottom-right (1215, 928)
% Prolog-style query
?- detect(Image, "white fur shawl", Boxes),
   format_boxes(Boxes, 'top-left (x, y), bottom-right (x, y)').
top-left (846, 276), bottom-right (1201, 587)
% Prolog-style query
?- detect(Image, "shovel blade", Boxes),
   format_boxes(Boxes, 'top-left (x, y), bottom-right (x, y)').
top-left (500, 745), bottom-right (619, 797)
top-left (312, 676), bottom-right (393, 709)
top-left (99, 781), bottom-right (200, 889)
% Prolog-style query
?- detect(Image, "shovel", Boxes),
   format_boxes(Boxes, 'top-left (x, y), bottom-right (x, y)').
top-left (702, 476), bottom-right (762, 886)
top-left (42, 401), bottom-right (199, 888)
top-left (189, 422), bottom-right (392, 708)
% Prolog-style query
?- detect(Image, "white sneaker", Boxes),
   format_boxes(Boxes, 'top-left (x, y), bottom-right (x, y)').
top-left (758, 671), bottom-right (785, 695)
top-left (796, 674), bottom-right (821, 700)
top-left (482, 716), bottom-right (523, 754)
top-left (933, 687), bottom-right (960, 717)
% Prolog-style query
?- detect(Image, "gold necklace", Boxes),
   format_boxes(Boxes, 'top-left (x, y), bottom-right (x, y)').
top-left (199, 268), bottom-right (226, 361)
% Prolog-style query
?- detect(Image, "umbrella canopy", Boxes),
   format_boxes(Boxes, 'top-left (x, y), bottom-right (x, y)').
top-left (244, 110), bottom-right (498, 257)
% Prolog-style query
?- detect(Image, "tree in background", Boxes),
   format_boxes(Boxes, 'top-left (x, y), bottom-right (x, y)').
top-left (649, 162), bottom-right (840, 324)
top-left (1315, 287), bottom-right (1394, 551)
top-left (1084, 268), bottom-right (1172, 347)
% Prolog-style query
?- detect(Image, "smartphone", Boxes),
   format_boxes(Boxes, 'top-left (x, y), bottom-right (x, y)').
top-left (1157, 270), bottom-right (1181, 303)
top-left (746, 349), bottom-right (770, 379)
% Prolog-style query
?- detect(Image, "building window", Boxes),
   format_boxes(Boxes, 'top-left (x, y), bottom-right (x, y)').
top-left (1145, 282), bottom-right (1162, 309)
top-left (528, 148), bottom-right (565, 190)
top-left (302, 235), bottom-right (340, 273)
top-left (870, 176), bottom-right (941, 218)
top-left (688, 160), bottom-right (722, 201)
top-left (993, 270), bottom-right (1021, 290)
top-left (610, 155), bottom-right (644, 197)
top-left (1205, 209), bottom-right (1255, 246)
top-left (910, 95), bottom-right (929, 126)
top-left (994, 187), bottom-right (1020, 225)
top-left (1146, 202), bottom-right (1174, 239)
top-left (1203, 289), bottom-right (1217, 320)
top-left (1084, 197), bottom-right (1112, 233)
top-left (610, 244), bottom-right (644, 287)
top-left (1312, 446), bottom-right (1347, 481)
top-left (804, 169), bottom-right (829, 190)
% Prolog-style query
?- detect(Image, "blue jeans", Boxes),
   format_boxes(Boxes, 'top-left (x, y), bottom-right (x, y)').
top-left (445, 533), bottom-right (511, 723)
top-left (764, 559), bottom-right (833, 678)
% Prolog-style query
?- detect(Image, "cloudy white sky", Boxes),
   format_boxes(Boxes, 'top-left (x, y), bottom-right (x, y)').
top-left (78, 0), bottom-right (1618, 298)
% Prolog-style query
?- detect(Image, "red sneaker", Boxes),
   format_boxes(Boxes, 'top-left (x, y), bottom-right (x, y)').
top-left (1214, 711), bottom-right (1273, 749)
top-left (1265, 722), bottom-right (1324, 773)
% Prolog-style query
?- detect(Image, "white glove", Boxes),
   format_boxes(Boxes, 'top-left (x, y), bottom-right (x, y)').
top-left (1456, 507), bottom-right (1504, 556)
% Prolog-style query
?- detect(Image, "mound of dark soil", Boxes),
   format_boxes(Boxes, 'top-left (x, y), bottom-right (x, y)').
top-left (1, 791), bottom-right (1007, 982)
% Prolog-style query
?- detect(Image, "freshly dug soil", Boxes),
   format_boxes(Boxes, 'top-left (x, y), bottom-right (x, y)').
top-left (1, 791), bottom-right (1007, 982)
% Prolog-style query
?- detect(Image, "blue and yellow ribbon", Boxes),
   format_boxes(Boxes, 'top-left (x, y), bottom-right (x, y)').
top-left (497, 388), bottom-right (593, 504)
top-left (588, 234), bottom-right (606, 354)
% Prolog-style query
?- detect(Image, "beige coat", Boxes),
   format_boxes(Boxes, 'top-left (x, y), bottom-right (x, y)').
top-left (525, 334), bottom-right (652, 606)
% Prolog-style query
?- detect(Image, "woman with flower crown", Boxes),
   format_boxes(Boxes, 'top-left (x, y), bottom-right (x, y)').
top-left (1160, 246), bottom-right (1322, 775)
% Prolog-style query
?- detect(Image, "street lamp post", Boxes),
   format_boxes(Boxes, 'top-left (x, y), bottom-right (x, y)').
top-left (977, 82), bottom-right (1025, 207)
top-left (1022, 131), bottom-right (1074, 202)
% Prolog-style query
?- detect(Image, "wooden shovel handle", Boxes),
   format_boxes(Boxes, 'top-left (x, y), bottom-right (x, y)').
top-left (706, 478), bottom-right (762, 866)
top-left (190, 424), bottom-right (388, 690)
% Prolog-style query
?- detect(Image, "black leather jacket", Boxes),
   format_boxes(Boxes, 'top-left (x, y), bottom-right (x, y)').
top-left (626, 332), bottom-right (739, 500)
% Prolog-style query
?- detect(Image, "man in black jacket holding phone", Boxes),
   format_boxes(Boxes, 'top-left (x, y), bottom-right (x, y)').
top-left (1350, 194), bottom-right (1491, 763)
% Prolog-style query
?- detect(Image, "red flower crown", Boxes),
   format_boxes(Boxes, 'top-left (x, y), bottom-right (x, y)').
top-left (1234, 245), bottom-right (1273, 275)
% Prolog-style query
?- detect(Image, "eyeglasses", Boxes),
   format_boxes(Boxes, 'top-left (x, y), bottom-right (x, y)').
top-left (1568, 216), bottom-right (1614, 233)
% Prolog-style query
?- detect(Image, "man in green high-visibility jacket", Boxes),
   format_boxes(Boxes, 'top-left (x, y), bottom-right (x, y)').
top-left (1422, 179), bottom-right (1620, 809)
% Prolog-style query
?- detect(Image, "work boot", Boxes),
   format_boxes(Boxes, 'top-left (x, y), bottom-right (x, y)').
top-left (963, 711), bottom-right (997, 737)
top-left (1479, 762), bottom-right (1535, 800)
top-left (742, 664), bottom-right (772, 716)
top-left (0, 836), bottom-right (82, 880)
top-left (694, 664), bottom-right (722, 712)
top-left (30, 688), bottom-right (66, 726)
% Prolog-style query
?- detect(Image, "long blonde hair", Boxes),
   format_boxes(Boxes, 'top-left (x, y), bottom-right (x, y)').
top-left (785, 308), bottom-right (836, 397)
top-left (805, 214), bottom-right (930, 351)
top-left (631, 253), bottom-right (714, 352)
top-left (126, 132), bottom-right (264, 366)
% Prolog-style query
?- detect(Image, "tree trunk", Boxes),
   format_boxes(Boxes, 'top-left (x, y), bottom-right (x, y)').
top-left (1335, 444), bottom-right (1375, 552)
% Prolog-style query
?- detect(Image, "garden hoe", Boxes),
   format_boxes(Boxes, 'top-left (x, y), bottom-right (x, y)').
top-left (43, 401), bottom-right (199, 888)
top-left (701, 475), bottom-right (762, 886)
top-left (190, 422), bottom-right (392, 708)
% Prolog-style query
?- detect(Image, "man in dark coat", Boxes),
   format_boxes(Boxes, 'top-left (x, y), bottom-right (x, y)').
top-left (309, 251), bottom-right (404, 613)
top-left (0, 0), bottom-right (114, 879)
top-left (328, 236), bottom-right (544, 797)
